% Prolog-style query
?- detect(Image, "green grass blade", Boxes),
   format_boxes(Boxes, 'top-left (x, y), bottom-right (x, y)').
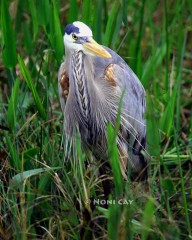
top-left (22, 147), bottom-right (40, 161)
top-left (141, 44), bottom-right (166, 88)
top-left (107, 203), bottom-right (121, 240)
top-left (176, 28), bottom-right (188, 132)
top-left (29, 0), bottom-right (38, 40)
top-left (173, 126), bottom-right (191, 235)
top-left (4, 132), bottom-right (21, 170)
top-left (52, 0), bottom-right (64, 62)
top-left (37, 0), bottom-right (50, 27)
top-left (6, 78), bottom-right (20, 131)
top-left (81, 0), bottom-right (92, 25)
top-left (121, 0), bottom-right (128, 26)
top-left (68, 0), bottom-right (78, 23)
top-left (103, 1), bottom-right (121, 47)
top-left (18, 55), bottom-right (46, 120)
top-left (163, 0), bottom-right (169, 91)
top-left (160, 86), bottom-right (177, 137)
top-left (111, 9), bottom-right (123, 48)
top-left (24, 22), bottom-right (34, 55)
top-left (93, 0), bottom-right (103, 43)
top-left (1, 0), bottom-right (17, 69)
top-left (9, 167), bottom-right (61, 190)
top-left (134, 0), bottom-right (146, 75)
top-left (146, 94), bottom-right (160, 157)
top-left (107, 124), bottom-right (123, 197)
top-left (48, 0), bottom-right (64, 63)
top-left (141, 197), bottom-right (155, 240)
top-left (107, 91), bottom-right (125, 197)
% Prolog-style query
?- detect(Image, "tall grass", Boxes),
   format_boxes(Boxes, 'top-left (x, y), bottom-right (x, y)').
top-left (0, 0), bottom-right (191, 239)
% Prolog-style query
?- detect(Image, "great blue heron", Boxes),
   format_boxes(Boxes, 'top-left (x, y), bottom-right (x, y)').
top-left (58, 21), bottom-right (148, 182)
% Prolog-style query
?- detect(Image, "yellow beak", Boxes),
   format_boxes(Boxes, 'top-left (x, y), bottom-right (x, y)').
top-left (83, 37), bottom-right (112, 58)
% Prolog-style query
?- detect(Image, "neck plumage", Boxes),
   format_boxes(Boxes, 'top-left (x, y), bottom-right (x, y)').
top-left (67, 50), bottom-right (95, 119)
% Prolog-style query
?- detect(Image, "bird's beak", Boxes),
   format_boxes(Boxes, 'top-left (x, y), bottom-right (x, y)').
top-left (83, 37), bottom-right (112, 58)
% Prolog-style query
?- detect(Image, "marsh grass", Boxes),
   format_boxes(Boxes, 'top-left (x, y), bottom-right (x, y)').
top-left (0, 0), bottom-right (192, 239)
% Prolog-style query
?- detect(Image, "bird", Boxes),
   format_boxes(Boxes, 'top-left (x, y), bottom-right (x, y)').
top-left (58, 21), bottom-right (148, 182)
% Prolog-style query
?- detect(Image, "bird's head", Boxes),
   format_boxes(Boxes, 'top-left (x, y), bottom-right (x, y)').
top-left (64, 21), bottom-right (112, 58)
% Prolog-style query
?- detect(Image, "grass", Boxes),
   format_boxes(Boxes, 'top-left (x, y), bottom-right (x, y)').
top-left (0, 0), bottom-right (192, 239)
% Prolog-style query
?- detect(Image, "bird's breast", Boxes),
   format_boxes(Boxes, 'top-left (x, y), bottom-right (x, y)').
top-left (65, 51), bottom-right (119, 149)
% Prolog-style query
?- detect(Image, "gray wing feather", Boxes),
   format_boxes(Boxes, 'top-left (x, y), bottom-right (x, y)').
top-left (94, 48), bottom-right (147, 176)
top-left (112, 63), bottom-right (146, 134)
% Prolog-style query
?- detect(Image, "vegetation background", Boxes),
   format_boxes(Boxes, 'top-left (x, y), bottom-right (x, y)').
top-left (0, 0), bottom-right (191, 239)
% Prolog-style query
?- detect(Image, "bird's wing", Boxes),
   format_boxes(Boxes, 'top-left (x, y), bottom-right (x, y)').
top-left (95, 46), bottom-right (146, 112)
top-left (104, 62), bottom-right (147, 180)
top-left (104, 62), bottom-right (146, 122)
top-left (58, 62), bottom-right (69, 112)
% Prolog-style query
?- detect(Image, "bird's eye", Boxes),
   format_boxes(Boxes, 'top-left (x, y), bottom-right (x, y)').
top-left (72, 34), bottom-right (78, 40)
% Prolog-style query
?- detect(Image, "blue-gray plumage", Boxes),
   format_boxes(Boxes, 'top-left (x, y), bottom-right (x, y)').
top-left (58, 21), bottom-right (148, 181)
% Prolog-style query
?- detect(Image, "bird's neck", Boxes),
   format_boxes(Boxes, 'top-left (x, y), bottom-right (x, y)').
top-left (65, 48), bottom-right (94, 78)
top-left (67, 50), bottom-right (95, 118)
